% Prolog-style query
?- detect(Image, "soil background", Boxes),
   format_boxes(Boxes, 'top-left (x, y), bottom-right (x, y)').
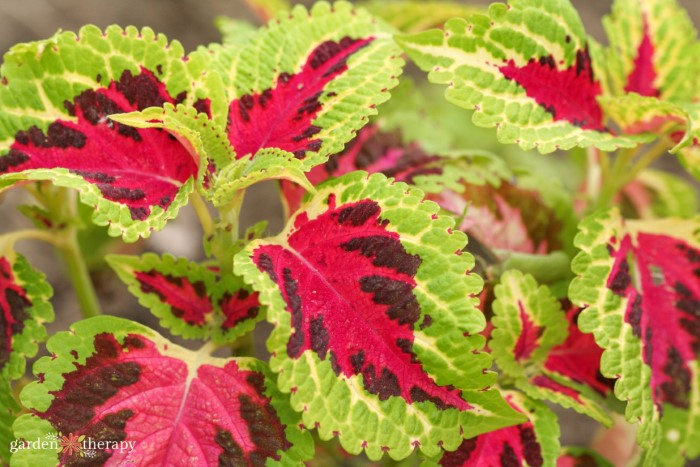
top-left (1, 0), bottom-right (699, 465)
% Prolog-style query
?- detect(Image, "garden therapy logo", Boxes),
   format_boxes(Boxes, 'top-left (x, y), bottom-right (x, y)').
top-left (9, 432), bottom-right (136, 458)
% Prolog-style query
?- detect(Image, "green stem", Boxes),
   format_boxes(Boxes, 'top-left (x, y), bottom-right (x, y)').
top-left (212, 191), bottom-right (246, 274)
top-left (190, 191), bottom-right (215, 237)
top-left (58, 229), bottom-right (102, 318)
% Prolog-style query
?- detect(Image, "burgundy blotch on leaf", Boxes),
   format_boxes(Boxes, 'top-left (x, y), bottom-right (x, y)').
top-left (252, 194), bottom-right (469, 409)
top-left (0, 68), bottom-right (197, 221)
top-left (0, 257), bottom-right (30, 371)
top-left (220, 289), bottom-right (261, 330)
top-left (227, 36), bottom-right (373, 160)
top-left (499, 48), bottom-right (607, 131)
top-left (606, 232), bottom-right (700, 409)
top-left (40, 332), bottom-right (290, 466)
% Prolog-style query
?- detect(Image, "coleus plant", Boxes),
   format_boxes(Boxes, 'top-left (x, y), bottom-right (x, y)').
top-left (0, 0), bottom-right (698, 465)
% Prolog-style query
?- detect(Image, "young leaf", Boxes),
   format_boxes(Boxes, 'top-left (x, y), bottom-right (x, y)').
top-left (491, 271), bottom-right (612, 424)
top-left (429, 392), bottom-right (559, 467)
top-left (0, 253), bottom-right (53, 461)
top-left (216, 1), bottom-right (403, 169)
top-left (107, 253), bottom-right (262, 344)
top-left (601, 0), bottom-right (700, 101)
top-left (361, 1), bottom-right (485, 33)
top-left (0, 26), bottom-right (215, 242)
top-left (235, 172), bottom-right (525, 460)
top-left (396, 0), bottom-right (652, 153)
top-left (15, 316), bottom-right (313, 466)
top-left (570, 209), bottom-right (700, 460)
top-left (619, 169), bottom-right (698, 219)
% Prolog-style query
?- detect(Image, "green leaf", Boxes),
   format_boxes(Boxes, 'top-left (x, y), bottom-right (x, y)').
top-left (0, 253), bottom-right (53, 462)
top-left (491, 270), bottom-right (612, 425)
top-left (107, 253), bottom-right (262, 344)
top-left (235, 171), bottom-right (524, 460)
top-left (621, 169), bottom-right (699, 219)
top-left (214, 17), bottom-right (259, 47)
top-left (396, 1), bottom-right (652, 153)
top-left (242, 0), bottom-right (291, 23)
top-left (362, 0), bottom-right (485, 33)
top-left (569, 209), bottom-right (700, 461)
top-left (601, 0), bottom-right (700, 101)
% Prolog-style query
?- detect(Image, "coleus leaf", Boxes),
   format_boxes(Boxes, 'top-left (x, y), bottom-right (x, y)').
top-left (569, 209), bottom-right (700, 461)
top-left (214, 17), bottom-right (259, 47)
top-left (0, 26), bottom-right (219, 242)
top-left (491, 270), bottom-right (612, 424)
top-left (279, 125), bottom-right (509, 215)
top-left (396, 0), bottom-right (652, 153)
top-left (600, 0), bottom-right (700, 101)
top-left (107, 253), bottom-right (262, 344)
top-left (14, 316), bottom-right (313, 466)
top-left (0, 253), bottom-right (53, 461)
top-left (214, 1), bottom-right (403, 169)
top-left (428, 392), bottom-right (559, 467)
top-left (235, 172), bottom-right (525, 460)
top-left (361, 1), bottom-right (485, 33)
top-left (619, 169), bottom-right (698, 219)
top-left (242, 0), bottom-right (291, 23)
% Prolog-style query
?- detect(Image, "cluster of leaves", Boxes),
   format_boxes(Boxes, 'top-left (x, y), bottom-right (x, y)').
top-left (0, 0), bottom-right (698, 465)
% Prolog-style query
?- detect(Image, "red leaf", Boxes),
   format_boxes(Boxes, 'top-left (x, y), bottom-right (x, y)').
top-left (606, 232), bottom-right (700, 409)
top-left (220, 289), bottom-right (261, 330)
top-left (136, 270), bottom-right (212, 326)
top-left (41, 333), bottom-right (291, 465)
top-left (513, 301), bottom-right (544, 363)
top-left (0, 258), bottom-right (30, 371)
top-left (498, 49), bottom-right (606, 131)
top-left (252, 194), bottom-right (469, 409)
top-left (0, 69), bottom-right (197, 221)
top-left (624, 17), bottom-right (660, 97)
top-left (544, 306), bottom-right (614, 396)
top-left (227, 37), bottom-right (372, 160)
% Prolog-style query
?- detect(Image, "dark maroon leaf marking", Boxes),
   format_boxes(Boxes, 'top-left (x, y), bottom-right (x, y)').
top-left (606, 233), bottom-right (700, 409)
top-left (499, 48), bottom-right (607, 131)
top-left (220, 289), bottom-right (260, 330)
top-left (624, 17), bottom-right (660, 97)
top-left (544, 305), bottom-right (614, 396)
top-left (252, 195), bottom-right (468, 409)
top-left (227, 37), bottom-right (373, 159)
top-left (513, 301), bottom-right (544, 362)
top-left (0, 258), bottom-right (30, 370)
top-left (439, 404), bottom-right (543, 466)
top-left (282, 125), bottom-right (441, 213)
top-left (40, 332), bottom-right (290, 465)
top-left (0, 69), bottom-right (196, 221)
top-left (136, 270), bottom-right (212, 326)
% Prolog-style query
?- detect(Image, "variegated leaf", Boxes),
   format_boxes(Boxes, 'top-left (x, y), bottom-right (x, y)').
top-left (235, 172), bottom-right (525, 460)
top-left (14, 316), bottom-right (312, 465)
top-left (396, 0), bottom-right (651, 153)
top-left (107, 254), bottom-right (262, 344)
top-left (570, 209), bottom-right (700, 462)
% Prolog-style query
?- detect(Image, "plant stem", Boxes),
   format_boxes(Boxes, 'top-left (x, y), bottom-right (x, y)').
top-left (58, 229), bottom-right (102, 318)
top-left (189, 191), bottom-right (215, 237)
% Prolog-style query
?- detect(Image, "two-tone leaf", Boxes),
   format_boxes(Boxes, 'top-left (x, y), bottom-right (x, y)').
top-left (0, 253), bottom-right (53, 461)
top-left (0, 26), bottom-right (220, 241)
top-left (107, 253), bottom-right (262, 344)
top-left (491, 270), bottom-right (612, 424)
top-left (429, 392), bottom-right (559, 467)
top-left (396, 0), bottom-right (651, 153)
top-left (235, 172), bottom-right (525, 460)
top-left (14, 316), bottom-right (312, 466)
top-left (570, 209), bottom-right (700, 462)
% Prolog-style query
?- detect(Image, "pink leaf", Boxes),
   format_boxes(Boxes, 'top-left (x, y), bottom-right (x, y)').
top-left (252, 194), bottom-right (468, 409)
top-left (624, 17), bottom-right (660, 97)
top-left (0, 69), bottom-right (198, 221)
top-left (227, 37), bottom-right (372, 160)
top-left (136, 271), bottom-right (212, 326)
top-left (498, 49), bottom-right (607, 132)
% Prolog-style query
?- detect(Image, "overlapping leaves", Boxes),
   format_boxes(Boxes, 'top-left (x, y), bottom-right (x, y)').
top-left (14, 316), bottom-right (312, 465)
top-left (235, 172), bottom-right (524, 460)
top-left (570, 209), bottom-right (700, 463)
